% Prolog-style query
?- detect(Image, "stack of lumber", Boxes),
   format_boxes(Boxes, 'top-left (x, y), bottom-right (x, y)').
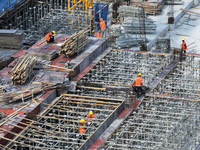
top-left (0, 29), bottom-right (23, 49)
top-left (59, 29), bottom-right (89, 57)
top-left (11, 55), bottom-right (36, 85)
top-left (130, 0), bottom-right (164, 14)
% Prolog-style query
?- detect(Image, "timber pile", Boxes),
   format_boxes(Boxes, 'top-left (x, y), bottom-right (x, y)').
top-left (1, 83), bottom-right (65, 103)
top-left (0, 29), bottom-right (23, 49)
top-left (130, 0), bottom-right (164, 14)
top-left (11, 55), bottom-right (36, 85)
top-left (59, 29), bottom-right (89, 57)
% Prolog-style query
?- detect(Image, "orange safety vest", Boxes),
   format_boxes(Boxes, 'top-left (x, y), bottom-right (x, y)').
top-left (94, 32), bottom-right (102, 38)
top-left (45, 32), bottom-right (53, 41)
top-left (100, 20), bottom-right (106, 30)
top-left (135, 77), bottom-right (143, 86)
top-left (79, 123), bottom-right (86, 134)
top-left (182, 41), bottom-right (187, 51)
top-left (87, 114), bottom-right (95, 122)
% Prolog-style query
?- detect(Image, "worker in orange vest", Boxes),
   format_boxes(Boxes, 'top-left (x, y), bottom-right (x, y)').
top-left (100, 18), bottom-right (106, 30)
top-left (181, 38), bottom-right (187, 53)
top-left (180, 38), bottom-right (187, 61)
top-left (99, 18), bottom-right (106, 37)
top-left (132, 73), bottom-right (144, 98)
top-left (45, 30), bottom-right (55, 43)
top-left (87, 111), bottom-right (95, 124)
top-left (79, 119), bottom-right (87, 140)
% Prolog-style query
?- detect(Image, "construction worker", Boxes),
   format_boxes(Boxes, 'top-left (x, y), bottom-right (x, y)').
top-left (94, 31), bottom-right (102, 38)
top-left (132, 73), bottom-right (143, 98)
top-left (45, 30), bottom-right (55, 43)
top-left (100, 18), bottom-right (106, 37)
top-left (79, 119), bottom-right (87, 140)
top-left (181, 38), bottom-right (187, 53)
top-left (180, 38), bottom-right (187, 61)
top-left (87, 111), bottom-right (95, 124)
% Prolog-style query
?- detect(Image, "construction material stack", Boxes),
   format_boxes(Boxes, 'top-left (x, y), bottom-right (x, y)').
top-left (0, 29), bottom-right (23, 49)
top-left (11, 55), bottom-right (36, 85)
top-left (59, 29), bottom-right (89, 57)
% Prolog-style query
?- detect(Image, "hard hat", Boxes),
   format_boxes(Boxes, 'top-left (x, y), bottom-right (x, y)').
top-left (80, 119), bottom-right (85, 123)
top-left (52, 30), bottom-right (56, 34)
top-left (100, 18), bottom-right (103, 21)
top-left (138, 73), bottom-right (141, 76)
top-left (89, 111), bottom-right (93, 115)
top-left (182, 38), bottom-right (185, 40)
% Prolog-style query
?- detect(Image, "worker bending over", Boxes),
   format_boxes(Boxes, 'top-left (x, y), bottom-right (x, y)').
top-left (132, 73), bottom-right (144, 98)
top-left (87, 111), bottom-right (95, 124)
top-left (79, 119), bottom-right (87, 140)
top-left (45, 30), bottom-right (55, 43)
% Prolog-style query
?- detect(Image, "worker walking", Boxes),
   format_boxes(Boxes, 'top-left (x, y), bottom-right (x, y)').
top-left (79, 119), bottom-right (87, 140)
top-left (99, 18), bottom-right (106, 37)
top-left (87, 111), bottom-right (95, 124)
top-left (45, 30), bottom-right (55, 43)
top-left (132, 73), bottom-right (144, 98)
top-left (180, 38), bottom-right (187, 61)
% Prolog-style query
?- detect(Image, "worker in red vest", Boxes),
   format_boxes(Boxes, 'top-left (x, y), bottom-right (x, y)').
top-left (45, 30), bottom-right (55, 42)
top-left (132, 73), bottom-right (144, 98)
top-left (87, 111), bottom-right (95, 124)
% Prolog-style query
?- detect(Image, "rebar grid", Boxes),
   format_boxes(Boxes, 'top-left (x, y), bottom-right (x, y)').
top-left (5, 94), bottom-right (124, 149)
top-left (78, 50), bottom-right (171, 87)
top-left (6, 0), bottom-right (93, 45)
top-left (152, 56), bottom-right (200, 99)
top-left (103, 96), bottom-right (200, 150)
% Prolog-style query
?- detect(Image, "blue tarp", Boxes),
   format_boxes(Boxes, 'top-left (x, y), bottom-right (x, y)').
top-left (0, 0), bottom-right (24, 14)
top-left (94, 3), bottom-right (107, 30)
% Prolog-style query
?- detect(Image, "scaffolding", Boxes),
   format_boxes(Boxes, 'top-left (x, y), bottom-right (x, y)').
top-left (103, 96), bottom-right (200, 149)
top-left (2, 94), bottom-right (124, 149)
top-left (152, 55), bottom-right (200, 99)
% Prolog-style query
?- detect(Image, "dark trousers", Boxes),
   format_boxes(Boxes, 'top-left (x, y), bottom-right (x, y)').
top-left (180, 50), bottom-right (186, 61)
top-left (133, 86), bottom-right (142, 98)
top-left (47, 37), bottom-right (54, 43)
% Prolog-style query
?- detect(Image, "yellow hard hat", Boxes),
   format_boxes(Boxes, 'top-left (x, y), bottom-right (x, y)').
top-left (80, 119), bottom-right (85, 123)
top-left (52, 30), bottom-right (56, 34)
top-left (89, 111), bottom-right (93, 115)
top-left (182, 38), bottom-right (185, 40)
top-left (138, 73), bottom-right (141, 76)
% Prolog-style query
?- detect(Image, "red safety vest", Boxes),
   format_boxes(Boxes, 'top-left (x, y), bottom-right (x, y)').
top-left (100, 20), bottom-right (106, 30)
top-left (135, 77), bottom-right (143, 86)
top-left (182, 41), bottom-right (187, 51)
top-left (45, 32), bottom-right (53, 41)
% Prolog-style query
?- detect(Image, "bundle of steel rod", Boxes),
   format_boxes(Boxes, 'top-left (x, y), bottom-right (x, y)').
top-left (130, 0), bottom-right (164, 15)
top-left (4, 94), bottom-right (124, 149)
top-left (103, 96), bottom-right (200, 149)
top-left (59, 29), bottom-right (89, 57)
top-left (11, 55), bottom-right (36, 85)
